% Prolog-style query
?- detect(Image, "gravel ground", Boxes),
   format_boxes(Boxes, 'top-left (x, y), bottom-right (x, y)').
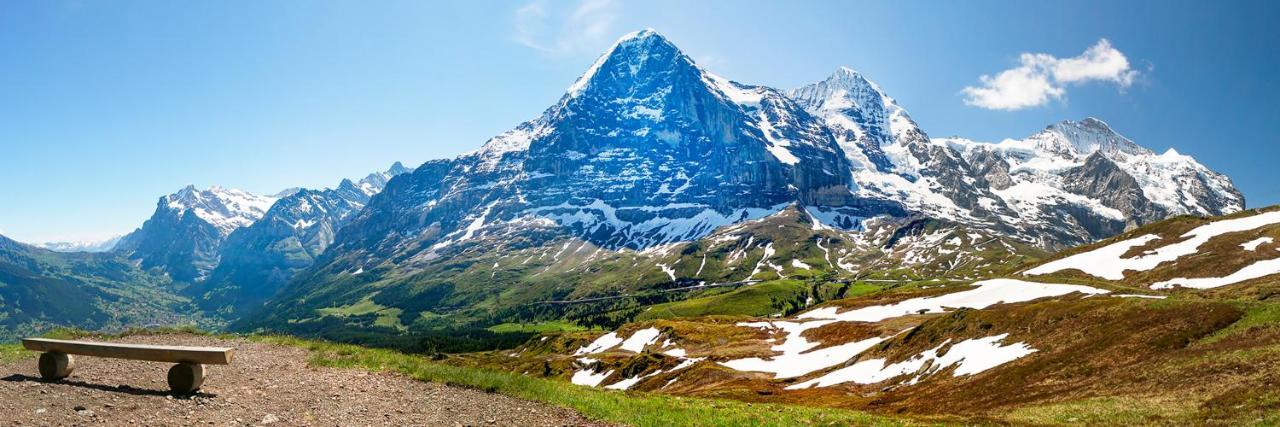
top-left (0, 335), bottom-right (613, 426)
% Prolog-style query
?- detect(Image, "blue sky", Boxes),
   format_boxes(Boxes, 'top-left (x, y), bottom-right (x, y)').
top-left (1, 0), bottom-right (1277, 242)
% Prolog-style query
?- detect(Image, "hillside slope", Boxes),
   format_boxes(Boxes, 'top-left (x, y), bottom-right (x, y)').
top-left (460, 206), bottom-right (1280, 423)
top-left (1021, 205), bottom-right (1280, 294)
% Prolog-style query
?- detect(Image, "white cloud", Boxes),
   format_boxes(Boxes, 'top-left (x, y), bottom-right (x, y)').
top-left (963, 39), bottom-right (1139, 111)
top-left (514, 0), bottom-right (618, 56)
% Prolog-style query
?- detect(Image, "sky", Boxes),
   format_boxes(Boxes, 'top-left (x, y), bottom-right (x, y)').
top-left (1, 0), bottom-right (1277, 243)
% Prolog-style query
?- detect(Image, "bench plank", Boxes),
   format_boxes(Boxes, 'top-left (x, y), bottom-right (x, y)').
top-left (22, 338), bottom-right (234, 365)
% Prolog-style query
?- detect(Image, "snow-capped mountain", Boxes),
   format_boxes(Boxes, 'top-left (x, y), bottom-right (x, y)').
top-left (789, 67), bottom-right (1243, 248)
top-left (278, 29), bottom-right (1241, 286)
top-left (789, 67), bottom-right (997, 224)
top-left (161, 186), bottom-right (281, 237)
top-left (189, 162), bottom-right (412, 317)
top-left (114, 186), bottom-right (283, 282)
top-left (349, 161), bottom-right (412, 197)
top-left (317, 29), bottom-right (900, 270)
top-left (32, 235), bottom-right (123, 253)
top-left (936, 118), bottom-right (1244, 243)
top-left (236, 29), bottom-right (1246, 338)
top-left (114, 162), bottom-right (412, 285)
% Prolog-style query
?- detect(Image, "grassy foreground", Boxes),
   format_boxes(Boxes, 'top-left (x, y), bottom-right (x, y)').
top-left (250, 335), bottom-right (936, 426)
top-left (0, 342), bottom-right (23, 364)
top-left (0, 330), bottom-right (932, 426)
top-left (0, 328), bottom-right (939, 426)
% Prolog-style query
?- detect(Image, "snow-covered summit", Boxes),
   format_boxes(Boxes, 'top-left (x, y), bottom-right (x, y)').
top-left (567, 28), bottom-right (677, 97)
top-left (163, 186), bottom-right (278, 236)
top-left (1028, 117), bottom-right (1151, 159)
top-left (940, 117), bottom-right (1243, 220)
top-left (788, 67), bottom-right (920, 157)
top-left (353, 161), bottom-right (413, 196)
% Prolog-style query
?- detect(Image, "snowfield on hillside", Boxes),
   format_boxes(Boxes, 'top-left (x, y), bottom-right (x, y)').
top-left (572, 278), bottom-right (1107, 390)
top-left (798, 278), bottom-right (1109, 322)
top-left (1151, 256), bottom-right (1280, 290)
top-left (1026, 210), bottom-right (1280, 281)
top-left (786, 333), bottom-right (1036, 389)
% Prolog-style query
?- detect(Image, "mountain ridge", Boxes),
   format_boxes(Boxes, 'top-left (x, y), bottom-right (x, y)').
top-left (240, 29), bottom-right (1240, 342)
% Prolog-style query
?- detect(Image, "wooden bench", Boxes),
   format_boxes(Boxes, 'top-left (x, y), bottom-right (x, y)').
top-left (22, 338), bottom-right (235, 393)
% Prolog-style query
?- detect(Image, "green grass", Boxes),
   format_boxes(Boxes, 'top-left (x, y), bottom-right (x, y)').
top-left (487, 321), bottom-right (586, 334)
top-left (635, 279), bottom-right (809, 321)
top-left (0, 342), bottom-right (23, 364)
top-left (253, 335), bottom-right (933, 426)
top-left (1200, 302), bottom-right (1280, 344)
top-left (317, 297), bottom-right (406, 330)
top-left (1003, 396), bottom-right (1195, 425)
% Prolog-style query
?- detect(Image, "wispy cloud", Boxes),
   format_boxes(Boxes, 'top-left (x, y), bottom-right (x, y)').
top-left (513, 0), bottom-right (618, 56)
top-left (962, 39), bottom-right (1139, 111)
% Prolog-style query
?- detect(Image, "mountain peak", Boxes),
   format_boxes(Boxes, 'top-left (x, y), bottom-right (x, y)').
top-left (789, 66), bottom-right (922, 166)
top-left (566, 28), bottom-right (691, 97)
top-left (790, 66), bottom-right (896, 114)
top-left (620, 27), bottom-right (662, 42)
top-left (825, 66), bottom-right (879, 90)
top-left (1038, 117), bottom-right (1150, 157)
top-left (160, 185), bottom-right (278, 236)
top-left (272, 187), bottom-right (303, 198)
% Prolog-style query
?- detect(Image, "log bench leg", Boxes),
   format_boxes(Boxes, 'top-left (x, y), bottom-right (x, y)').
top-left (167, 362), bottom-right (205, 394)
top-left (37, 352), bottom-right (74, 380)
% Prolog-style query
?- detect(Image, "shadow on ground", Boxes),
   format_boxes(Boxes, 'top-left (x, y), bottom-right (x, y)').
top-left (0, 374), bottom-right (213, 398)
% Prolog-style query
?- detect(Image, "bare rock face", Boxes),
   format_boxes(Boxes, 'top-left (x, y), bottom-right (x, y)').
top-left (1061, 152), bottom-right (1164, 228)
top-left (966, 148), bottom-right (1014, 191)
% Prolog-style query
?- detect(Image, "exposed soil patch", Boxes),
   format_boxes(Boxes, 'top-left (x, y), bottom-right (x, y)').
top-left (0, 334), bottom-right (611, 426)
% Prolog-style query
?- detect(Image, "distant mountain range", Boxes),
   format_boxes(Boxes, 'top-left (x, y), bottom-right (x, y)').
top-left (188, 162), bottom-right (414, 317)
top-left (0, 29), bottom-right (1249, 344)
top-left (0, 163), bottom-right (411, 337)
top-left (32, 235), bottom-right (123, 253)
top-left (112, 163), bottom-right (411, 286)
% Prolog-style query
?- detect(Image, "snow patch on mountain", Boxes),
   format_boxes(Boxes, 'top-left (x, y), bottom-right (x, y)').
top-left (1151, 257), bottom-right (1280, 290)
top-left (721, 320), bottom-right (884, 379)
top-left (787, 333), bottom-right (1036, 389)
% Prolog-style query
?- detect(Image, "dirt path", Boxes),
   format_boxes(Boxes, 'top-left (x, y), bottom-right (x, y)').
top-left (0, 335), bottom-right (612, 426)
